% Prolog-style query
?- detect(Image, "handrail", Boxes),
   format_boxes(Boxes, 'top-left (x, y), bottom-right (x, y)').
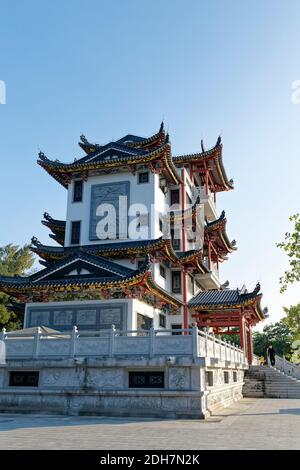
top-left (275, 355), bottom-right (300, 380)
top-left (0, 325), bottom-right (246, 362)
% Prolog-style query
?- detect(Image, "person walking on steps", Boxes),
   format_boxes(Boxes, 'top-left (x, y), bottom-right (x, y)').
top-left (267, 345), bottom-right (276, 366)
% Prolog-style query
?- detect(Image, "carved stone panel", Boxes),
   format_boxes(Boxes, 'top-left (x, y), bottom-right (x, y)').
top-left (76, 309), bottom-right (97, 326)
top-left (53, 310), bottom-right (73, 326)
top-left (89, 181), bottom-right (130, 240)
top-left (169, 367), bottom-right (189, 390)
top-left (30, 311), bottom-right (50, 327)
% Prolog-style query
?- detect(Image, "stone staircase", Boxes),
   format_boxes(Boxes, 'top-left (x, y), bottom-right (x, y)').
top-left (243, 365), bottom-right (300, 398)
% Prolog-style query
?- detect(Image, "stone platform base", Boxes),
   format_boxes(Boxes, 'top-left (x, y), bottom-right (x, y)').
top-left (0, 356), bottom-right (246, 419)
top-left (0, 389), bottom-right (208, 419)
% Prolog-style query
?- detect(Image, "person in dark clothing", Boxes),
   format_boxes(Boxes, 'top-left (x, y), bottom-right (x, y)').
top-left (267, 345), bottom-right (276, 366)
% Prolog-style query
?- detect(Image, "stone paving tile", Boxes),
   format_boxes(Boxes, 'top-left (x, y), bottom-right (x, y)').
top-left (0, 399), bottom-right (300, 450)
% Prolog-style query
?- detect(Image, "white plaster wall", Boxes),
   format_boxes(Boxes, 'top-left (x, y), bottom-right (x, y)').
top-left (65, 170), bottom-right (157, 247)
top-left (131, 299), bottom-right (155, 330)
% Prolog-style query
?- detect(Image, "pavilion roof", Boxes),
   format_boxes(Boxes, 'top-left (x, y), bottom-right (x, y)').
top-left (188, 283), bottom-right (267, 321)
top-left (41, 213), bottom-right (66, 246)
top-left (204, 210), bottom-right (237, 255)
top-left (79, 122), bottom-right (166, 154)
top-left (30, 236), bottom-right (207, 273)
top-left (173, 137), bottom-right (234, 192)
top-left (0, 252), bottom-right (182, 308)
top-left (38, 125), bottom-right (181, 187)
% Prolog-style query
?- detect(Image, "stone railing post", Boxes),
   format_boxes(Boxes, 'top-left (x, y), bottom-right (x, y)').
top-left (149, 327), bottom-right (155, 358)
top-left (192, 324), bottom-right (199, 358)
top-left (70, 326), bottom-right (78, 358)
top-left (1, 328), bottom-right (6, 341)
top-left (109, 324), bottom-right (116, 358)
top-left (205, 332), bottom-right (208, 357)
top-left (212, 333), bottom-right (216, 358)
top-left (33, 327), bottom-right (41, 359)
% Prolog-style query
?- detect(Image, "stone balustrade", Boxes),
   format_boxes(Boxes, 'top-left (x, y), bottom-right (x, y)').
top-left (274, 355), bottom-right (300, 380)
top-left (0, 325), bottom-right (246, 364)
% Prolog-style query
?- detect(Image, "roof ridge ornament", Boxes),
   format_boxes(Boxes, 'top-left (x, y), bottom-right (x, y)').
top-left (80, 134), bottom-right (89, 145)
top-left (220, 210), bottom-right (226, 220)
top-left (159, 121), bottom-right (164, 133)
top-left (38, 151), bottom-right (46, 161)
top-left (43, 212), bottom-right (53, 222)
top-left (31, 236), bottom-right (41, 247)
top-left (216, 136), bottom-right (222, 147)
top-left (201, 139), bottom-right (205, 152)
top-left (253, 282), bottom-right (261, 295)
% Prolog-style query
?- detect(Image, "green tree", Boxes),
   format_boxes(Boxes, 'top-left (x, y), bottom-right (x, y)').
top-left (281, 303), bottom-right (300, 340)
top-left (253, 322), bottom-right (293, 358)
top-left (0, 244), bottom-right (35, 330)
top-left (218, 328), bottom-right (240, 347)
top-left (277, 213), bottom-right (300, 293)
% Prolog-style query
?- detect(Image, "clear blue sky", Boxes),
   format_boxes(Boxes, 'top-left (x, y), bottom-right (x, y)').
top-left (1, 0), bottom-right (300, 328)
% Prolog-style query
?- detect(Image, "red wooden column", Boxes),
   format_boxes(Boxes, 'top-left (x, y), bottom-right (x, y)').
top-left (239, 313), bottom-right (245, 351)
top-left (207, 239), bottom-right (212, 270)
top-left (205, 168), bottom-right (209, 195)
top-left (246, 324), bottom-right (253, 365)
top-left (181, 168), bottom-right (188, 334)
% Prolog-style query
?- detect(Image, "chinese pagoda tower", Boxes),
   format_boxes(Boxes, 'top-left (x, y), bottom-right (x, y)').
top-left (0, 123), bottom-right (267, 364)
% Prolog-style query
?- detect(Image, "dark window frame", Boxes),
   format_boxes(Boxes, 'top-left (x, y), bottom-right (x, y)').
top-left (206, 371), bottom-right (214, 387)
top-left (9, 371), bottom-right (39, 387)
top-left (70, 220), bottom-right (81, 245)
top-left (159, 264), bottom-right (166, 279)
top-left (128, 371), bottom-right (164, 389)
top-left (170, 189), bottom-right (180, 206)
top-left (159, 313), bottom-right (166, 328)
top-left (171, 323), bottom-right (182, 335)
top-left (73, 180), bottom-right (83, 203)
top-left (224, 371), bottom-right (229, 384)
top-left (172, 271), bottom-right (182, 294)
top-left (138, 171), bottom-right (149, 184)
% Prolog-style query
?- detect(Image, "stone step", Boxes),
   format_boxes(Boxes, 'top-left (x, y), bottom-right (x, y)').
top-left (243, 364), bottom-right (300, 398)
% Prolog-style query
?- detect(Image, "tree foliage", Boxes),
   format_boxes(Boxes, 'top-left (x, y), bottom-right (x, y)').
top-left (277, 213), bottom-right (300, 293)
top-left (253, 322), bottom-right (293, 358)
top-left (282, 303), bottom-right (300, 340)
top-left (0, 244), bottom-right (35, 330)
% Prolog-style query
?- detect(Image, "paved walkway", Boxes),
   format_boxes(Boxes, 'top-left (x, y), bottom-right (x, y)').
top-left (0, 399), bottom-right (299, 450)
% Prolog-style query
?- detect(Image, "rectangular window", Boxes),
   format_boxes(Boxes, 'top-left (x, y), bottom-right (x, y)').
top-left (9, 371), bottom-right (39, 387)
top-left (233, 371), bottom-right (237, 383)
top-left (171, 227), bottom-right (181, 251)
top-left (170, 189), bottom-right (180, 206)
top-left (138, 172), bottom-right (149, 184)
top-left (159, 264), bottom-right (166, 279)
top-left (70, 221), bottom-right (81, 245)
top-left (73, 180), bottom-right (83, 202)
top-left (205, 371), bottom-right (214, 387)
top-left (129, 371), bottom-right (164, 389)
top-left (224, 371), bottom-right (229, 384)
top-left (172, 271), bottom-right (181, 293)
top-left (171, 324), bottom-right (182, 335)
top-left (137, 313), bottom-right (153, 331)
top-left (159, 314), bottom-right (166, 328)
